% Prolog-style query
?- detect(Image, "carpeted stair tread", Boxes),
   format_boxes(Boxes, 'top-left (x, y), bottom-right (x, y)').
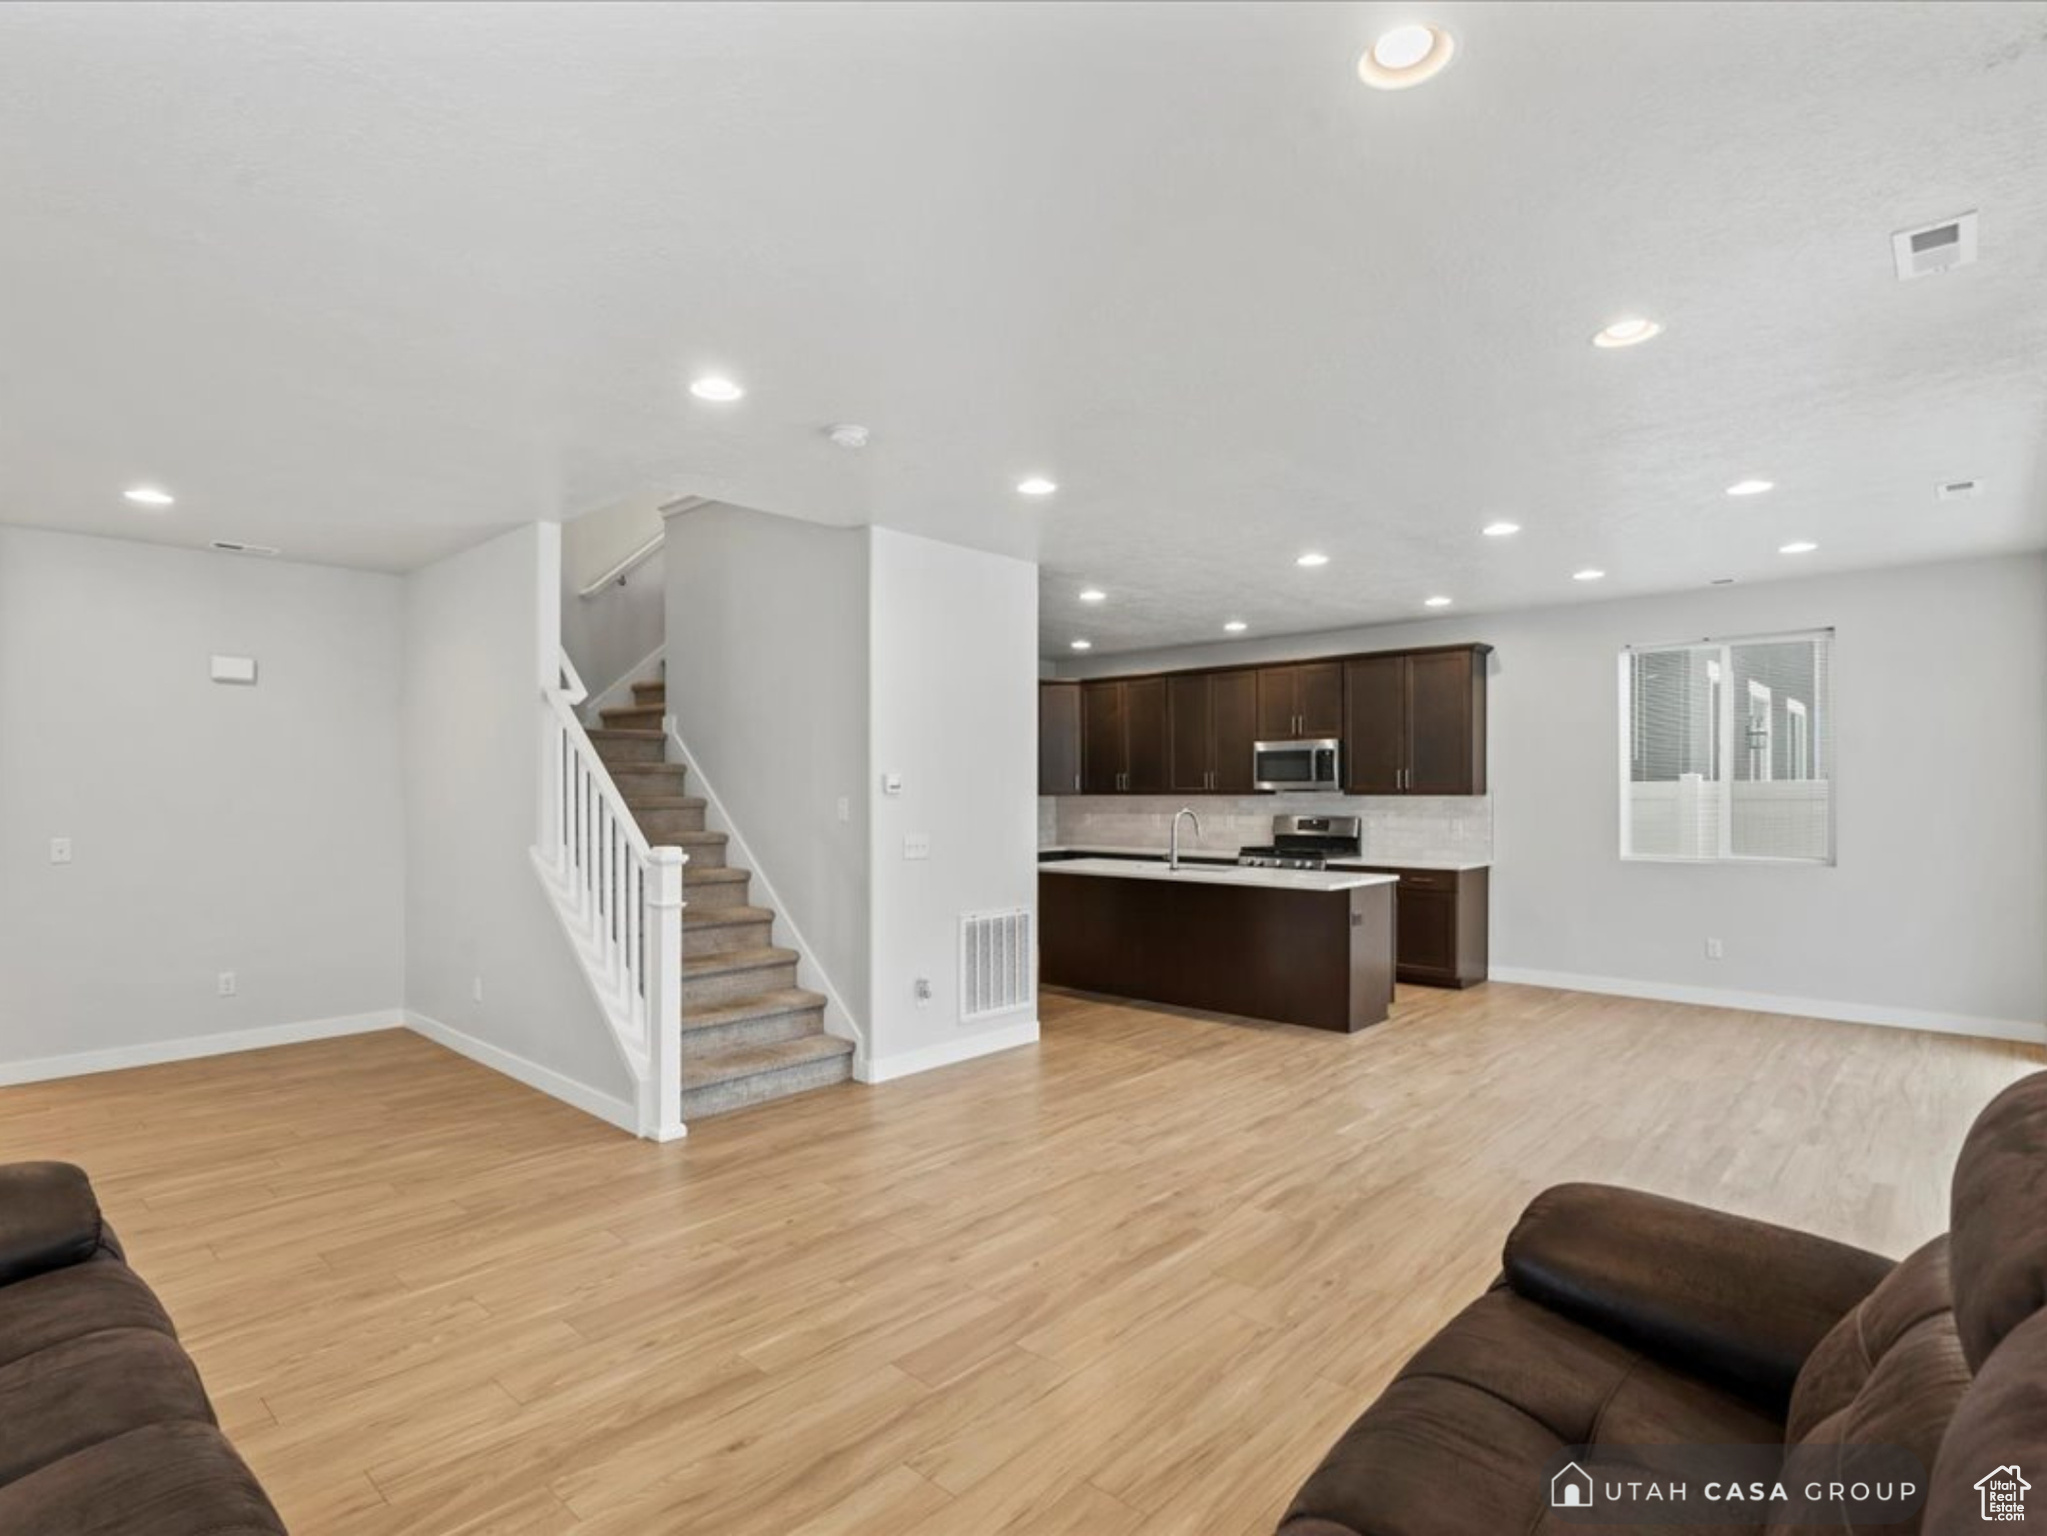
top-left (684, 944), bottom-right (798, 978)
top-left (687, 904), bottom-right (775, 929)
top-left (683, 988), bottom-right (828, 1032)
top-left (685, 1032), bottom-right (853, 1088)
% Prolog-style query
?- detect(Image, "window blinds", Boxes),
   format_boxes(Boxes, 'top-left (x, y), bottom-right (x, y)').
top-left (1620, 630), bottom-right (1833, 863)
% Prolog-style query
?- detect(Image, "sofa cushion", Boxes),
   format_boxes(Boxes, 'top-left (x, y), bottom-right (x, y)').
top-left (1767, 1236), bottom-right (1969, 1535)
top-left (0, 1421), bottom-right (285, 1536)
top-left (0, 1325), bottom-right (219, 1486)
top-left (1923, 1306), bottom-right (2047, 1532)
top-left (1277, 1287), bottom-right (1778, 1536)
top-left (1948, 1071), bottom-right (2047, 1371)
top-left (0, 1257), bottom-right (177, 1371)
top-left (0, 1163), bottom-right (108, 1286)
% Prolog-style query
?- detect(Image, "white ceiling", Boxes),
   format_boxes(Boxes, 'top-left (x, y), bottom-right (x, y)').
top-left (2, 2), bottom-right (2043, 653)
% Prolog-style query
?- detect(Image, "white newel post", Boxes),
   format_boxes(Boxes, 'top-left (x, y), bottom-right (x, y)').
top-left (641, 844), bottom-right (688, 1141)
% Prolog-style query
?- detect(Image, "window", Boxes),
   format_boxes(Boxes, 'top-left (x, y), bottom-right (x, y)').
top-left (1620, 629), bottom-right (1834, 863)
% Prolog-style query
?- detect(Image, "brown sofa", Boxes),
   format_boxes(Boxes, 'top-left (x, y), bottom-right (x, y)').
top-left (0, 1162), bottom-right (287, 1534)
top-left (1281, 1069), bottom-right (2047, 1535)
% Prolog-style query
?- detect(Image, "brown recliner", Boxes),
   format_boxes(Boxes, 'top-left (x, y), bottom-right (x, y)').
top-left (1280, 1069), bottom-right (2047, 1535)
top-left (0, 1161), bottom-right (288, 1534)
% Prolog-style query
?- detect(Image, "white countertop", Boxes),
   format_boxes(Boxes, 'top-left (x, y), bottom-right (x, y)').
top-left (1039, 857), bottom-right (1398, 894)
top-left (1038, 844), bottom-right (1490, 872)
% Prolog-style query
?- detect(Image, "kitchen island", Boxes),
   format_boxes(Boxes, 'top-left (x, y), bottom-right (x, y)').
top-left (1039, 859), bottom-right (1398, 1033)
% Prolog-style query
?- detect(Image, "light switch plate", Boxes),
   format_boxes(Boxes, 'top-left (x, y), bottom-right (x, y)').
top-left (881, 773), bottom-right (904, 796)
top-left (903, 833), bottom-right (931, 861)
top-left (48, 837), bottom-right (72, 865)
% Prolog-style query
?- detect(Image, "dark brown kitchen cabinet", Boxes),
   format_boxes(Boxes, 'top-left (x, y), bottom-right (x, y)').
top-left (1256, 662), bottom-right (1343, 741)
top-left (1343, 645), bottom-right (1489, 795)
top-left (1167, 669), bottom-right (1259, 792)
top-left (1038, 682), bottom-right (1082, 795)
top-left (1340, 865), bottom-right (1490, 987)
top-left (1082, 677), bottom-right (1170, 794)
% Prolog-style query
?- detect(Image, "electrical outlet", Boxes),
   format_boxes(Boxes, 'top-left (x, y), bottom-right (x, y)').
top-left (836, 796), bottom-right (850, 824)
top-left (217, 970), bottom-right (237, 997)
top-left (903, 833), bottom-right (931, 861)
top-left (914, 977), bottom-right (933, 1006)
top-left (48, 837), bottom-right (71, 865)
top-left (472, 975), bottom-right (485, 1004)
top-left (1705, 938), bottom-right (1724, 960)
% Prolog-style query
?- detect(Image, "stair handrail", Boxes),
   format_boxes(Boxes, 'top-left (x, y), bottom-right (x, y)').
top-left (573, 496), bottom-right (707, 600)
top-left (538, 648), bottom-right (684, 1139)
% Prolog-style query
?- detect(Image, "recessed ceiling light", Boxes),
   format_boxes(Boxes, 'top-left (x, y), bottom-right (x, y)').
top-left (1481, 520), bottom-right (1521, 537)
top-left (1573, 568), bottom-right (1606, 582)
top-left (1296, 552), bottom-right (1330, 568)
top-left (1357, 23), bottom-right (1455, 89)
top-left (1779, 541), bottom-right (1818, 555)
top-left (1223, 620), bottom-right (1248, 633)
top-left (1017, 476), bottom-right (1058, 497)
top-left (688, 376), bottom-right (744, 402)
top-left (1424, 596), bottom-right (1453, 608)
top-left (1070, 639), bottom-right (1092, 651)
top-left (123, 485), bottom-right (175, 507)
top-left (1725, 479), bottom-right (1774, 497)
top-left (1592, 318), bottom-right (1663, 349)
top-left (1078, 588), bottom-right (1106, 603)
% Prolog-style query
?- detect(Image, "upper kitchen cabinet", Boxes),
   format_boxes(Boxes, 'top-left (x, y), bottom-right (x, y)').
top-left (1168, 669), bottom-right (1259, 793)
top-left (1082, 676), bottom-right (1170, 794)
top-left (1343, 644), bottom-right (1491, 795)
top-left (1255, 662), bottom-right (1344, 740)
top-left (1039, 681), bottom-right (1082, 795)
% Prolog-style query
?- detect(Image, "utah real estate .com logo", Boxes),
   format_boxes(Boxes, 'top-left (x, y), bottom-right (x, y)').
top-left (1976, 1464), bottom-right (2028, 1522)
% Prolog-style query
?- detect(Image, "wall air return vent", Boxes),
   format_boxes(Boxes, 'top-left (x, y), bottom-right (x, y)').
top-left (209, 539), bottom-right (281, 556)
top-left (959, 907), bottom-right (1034, 1022)
top-left (1892, 212), bottom-right (1978, 280)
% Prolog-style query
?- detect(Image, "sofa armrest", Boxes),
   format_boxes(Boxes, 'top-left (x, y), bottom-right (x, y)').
top-left (1503, 1182), bottom-right (1894, 1415)
top-left (0, 1162), bottom-right (110, 1286)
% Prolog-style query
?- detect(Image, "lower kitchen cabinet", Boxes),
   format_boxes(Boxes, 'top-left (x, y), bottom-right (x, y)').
top-left (1340, 865), bottom-right (1489, 987)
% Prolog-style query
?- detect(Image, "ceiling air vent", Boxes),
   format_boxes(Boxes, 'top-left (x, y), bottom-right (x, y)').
top-left (209, 539), bottom-right (281, 557)
top-left (1937, 479), bottom-right (1982, 502)
top-left (1892, 211), bottom-right (1978, 280)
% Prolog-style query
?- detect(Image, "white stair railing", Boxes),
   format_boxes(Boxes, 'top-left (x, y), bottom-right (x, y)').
top-left (537, 649), bottom-right (685, 1139)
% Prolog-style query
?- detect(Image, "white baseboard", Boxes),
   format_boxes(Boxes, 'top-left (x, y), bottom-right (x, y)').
top-left (403, 1010), bottom-right (640, 1133)
top-left (855, 1018), bottom-right (1040, 1084)
top-left (1488, 967), bottom-right (2047, 1046)
top-left (0, 1009), bottom-right (404, 1088)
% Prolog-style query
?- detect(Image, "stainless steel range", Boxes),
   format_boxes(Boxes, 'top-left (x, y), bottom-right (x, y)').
top-left (1236, 814), bottom-right (1363, 871)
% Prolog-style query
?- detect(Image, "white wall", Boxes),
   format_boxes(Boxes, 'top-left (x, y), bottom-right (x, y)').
top-left (403, 523), bottom-right (638, 1112)
top-left (0, 527), bottom-right (405, 1079)
top-left (1057, 554), bottom-right (2047, 1038)
top-left (560, 494), bottom-right (667, 703)
top-left (868, 528), bottom-right (1040, 1076)
top-left (665, 505), bottom-right (872, 1035)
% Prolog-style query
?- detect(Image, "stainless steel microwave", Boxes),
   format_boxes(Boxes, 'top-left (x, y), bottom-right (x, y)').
top-left (1252, 739), bottom-right (1342, 793)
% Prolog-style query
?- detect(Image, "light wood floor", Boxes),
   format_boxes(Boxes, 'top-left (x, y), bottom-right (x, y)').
top-left (3, 984), bottom-right (2037, 1534)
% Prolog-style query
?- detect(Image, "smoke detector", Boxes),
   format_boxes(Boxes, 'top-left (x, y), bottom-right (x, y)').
top-left (826, 424), bottom-right (871, 450)
top-left (209, 539), bottom-right (280, 556)
top-left (1937, 479), bottom-right (1982, 502)
top-left (1892, 212), bottom-right (1978, 281)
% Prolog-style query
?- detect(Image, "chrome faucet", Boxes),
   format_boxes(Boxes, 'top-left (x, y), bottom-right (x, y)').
top-left (1169, 807), bottom-right (1202, 871)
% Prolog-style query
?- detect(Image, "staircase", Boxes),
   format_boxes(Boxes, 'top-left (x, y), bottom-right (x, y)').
top-left (591, 677), bottom-right (853, 1119)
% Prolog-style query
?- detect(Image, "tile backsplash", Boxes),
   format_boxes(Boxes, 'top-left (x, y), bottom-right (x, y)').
top-left (1042, 793), bottom-right (1491, 864)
